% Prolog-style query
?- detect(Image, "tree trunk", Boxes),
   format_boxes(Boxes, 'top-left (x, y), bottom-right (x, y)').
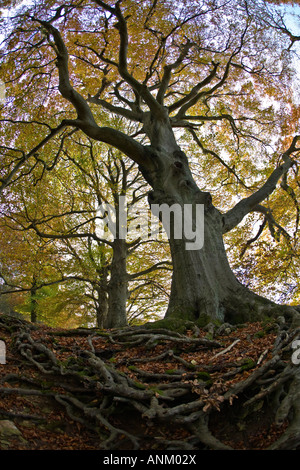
top-left (30, 281), bottom-right (38, 323)
top-left (167, 207), bottom-right (242, 323)
top-left (149, 184), bottom-right (263, 324)
top-left (141, 114), bottom-right (283, 324)
top-left (106, 238), bottom-right (128, 328)
top-left (95, 285), bottom-right (109, 329)
top-left (165, 205), bottom-right (279, 324)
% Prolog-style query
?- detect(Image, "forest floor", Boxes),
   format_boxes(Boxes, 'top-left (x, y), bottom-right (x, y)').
top-left (0, 313), bottom-right (299, 452)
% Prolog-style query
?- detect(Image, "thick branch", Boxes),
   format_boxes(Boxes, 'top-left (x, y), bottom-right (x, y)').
top-left (32, 18), bottom-right (96, 126)
top-left (31, 17), bottom-right (149, 167)
top-left (84, 125), bottom-right (149, 167)
top-left (0, 122), bottom-right (67, 193)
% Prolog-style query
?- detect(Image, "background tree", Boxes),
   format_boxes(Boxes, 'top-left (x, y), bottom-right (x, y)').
top-left (0, 127), bottom-right (171, 327)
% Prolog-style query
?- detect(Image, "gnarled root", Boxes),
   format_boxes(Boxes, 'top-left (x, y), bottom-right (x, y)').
top-left (0, 312), bottom-right (300, 450)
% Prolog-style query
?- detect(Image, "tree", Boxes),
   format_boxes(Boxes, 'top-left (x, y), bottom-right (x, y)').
top-left (0, 128), bottom-right (171, 327)
top-left (0, 0), bottom-right (300, 325)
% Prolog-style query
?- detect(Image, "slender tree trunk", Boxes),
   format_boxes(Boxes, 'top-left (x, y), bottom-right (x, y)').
top-left (95, 285), bottom-right (109, 329)
top-left (164, 206), bottom-right (279, 323)
top-left (106, 238), bottom-right (128, 328)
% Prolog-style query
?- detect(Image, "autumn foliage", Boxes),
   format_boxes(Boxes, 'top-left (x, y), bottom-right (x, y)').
top-left (0, 0), bottom-right (300, 452)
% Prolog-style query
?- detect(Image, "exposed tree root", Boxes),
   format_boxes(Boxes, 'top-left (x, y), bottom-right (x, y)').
top-left (0, 312), bottom-right (300, 450)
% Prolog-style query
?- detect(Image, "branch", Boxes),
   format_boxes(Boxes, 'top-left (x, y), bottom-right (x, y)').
top-left (32, 16), bottom-right (148, 167)
top-left (222, 136), bottom-right (300, 233)
top-left (32, 18), bottom-right (96, 126)
top-left (188, 128), bottom-right (249, 188)
top-left (254, 204), bottom-right (291, 243)
top-left (26, 221), bottom-right (114, 247)
top-left (171, 21), bottom-right (250, 119)
top-left (0, 275), bottom-right (98, 296)
top-left (240, 216), bottom-right (267, 258)
top-left (168, 62), bottom-right (219, 115)
top-left (0, 122), bottom-right (67, 193)
top-left (87, 95), bottom-right (142, 122)
top-left (280, 172), bottom-right (300, 237)
top-left (128, 260), bottom-right (172, 280)
top-left (263, 14), bottom-right (300, 50)
top-left (156, 41), bottom-right (193, 105)
top-left (94, 0), bottom-right (167, 120)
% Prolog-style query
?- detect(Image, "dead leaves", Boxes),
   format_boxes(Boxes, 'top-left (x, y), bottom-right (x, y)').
top-left (0, 315), bottom-right (295, 450)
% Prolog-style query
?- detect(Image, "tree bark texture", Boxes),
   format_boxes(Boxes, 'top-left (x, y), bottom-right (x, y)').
top-left (141, 116), bottom-right (284, 323)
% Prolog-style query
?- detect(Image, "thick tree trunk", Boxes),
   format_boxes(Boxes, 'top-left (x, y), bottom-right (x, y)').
top-left (149, 184), bottom-right (264, 324)
top-left (166, 207), bottom-right (243, 323)
top-left (165, 206), bottom-right (280, 324)
top-left (106, 238), bottom-right (128, 328)
top-left (141, 115), bottom-right (283, 324)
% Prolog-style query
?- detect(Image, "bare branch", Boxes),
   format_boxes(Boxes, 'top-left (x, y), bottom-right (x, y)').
top-left (87, 95), bottom-right (142, 122)
top-left (26, 220), bottom-right (114, 247)
top-left (128, 261), bottom-right (172, 280)
top-left (188, 128), bottom-right (249, 188)
top-left (168, 62), bottom-right (219, 115)
top-left (240, 216), bottom-right (267, 258)
top-left (254, 204), bottom-right (291, 243)
top-left (0, 122), bottom-right (67, 193)
top-left (157, 41), bottom-right (193, 105)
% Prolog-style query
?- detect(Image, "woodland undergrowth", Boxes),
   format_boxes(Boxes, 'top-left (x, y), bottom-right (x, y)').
top-left (0, 312), bottom-right (300, 450)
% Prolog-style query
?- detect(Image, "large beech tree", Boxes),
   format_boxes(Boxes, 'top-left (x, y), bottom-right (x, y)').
top-left (1, 0), bottom-right (300, 324)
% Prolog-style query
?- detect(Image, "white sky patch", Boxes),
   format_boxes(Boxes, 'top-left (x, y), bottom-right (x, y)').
top-left (0, 340), bottom-right (6, 364)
